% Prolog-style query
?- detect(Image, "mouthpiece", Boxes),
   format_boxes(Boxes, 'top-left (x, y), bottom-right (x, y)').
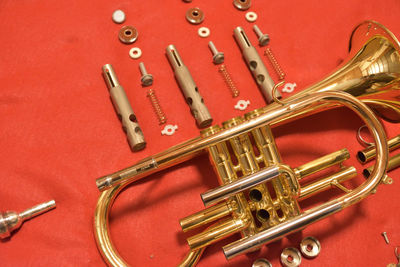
top-left (0, 200), bottom-right (56, 239)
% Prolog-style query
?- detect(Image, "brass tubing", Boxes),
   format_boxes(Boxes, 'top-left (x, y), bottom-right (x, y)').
top-left (357, 134), bottom-right (400, 163)
top-left (96, 92), bottom-right (383, 192)
top-left (299, 167), bottom-right (357, 200)
top-left (223, 201), bottom-right (343, 259)
top-left (294, 149), bottom-right (350, 180)
top-left (222, 91), bottom-right (388, 259)
top-left (94, 92), bottom-right (388, 265)
top-left (363, 153), bottom-right (400, 178)
top-left (187, 218), bottom-right (248, 250)
top-left (179, 202), bottom-right (232, 232)
top-left (201, 165), bottom-right (298, 207)
top-left (93, 21), bottom-right (399, 267)
top-left (178, 248), bottom-right (204, 267)
top-left (97, 20), bottom-right (400, 192)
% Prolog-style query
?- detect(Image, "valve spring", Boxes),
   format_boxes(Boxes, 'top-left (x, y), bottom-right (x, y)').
top-left (218, 64), bottom-right (240, 98)
top-left (147, 89), bottom-right (167, 125)
top-left (264, 47), bottom-right (285, 80)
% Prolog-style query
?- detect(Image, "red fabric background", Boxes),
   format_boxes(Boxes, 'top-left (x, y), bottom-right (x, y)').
top-left (1, 0), bottom-right (400, 266)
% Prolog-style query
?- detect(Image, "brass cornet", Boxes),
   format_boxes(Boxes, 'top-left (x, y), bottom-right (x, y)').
top-left (94, 20), bottom-right (400, 266)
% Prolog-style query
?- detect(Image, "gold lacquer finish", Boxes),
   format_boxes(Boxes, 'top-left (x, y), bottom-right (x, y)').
top-left (93, 21), bottom-right (400, 266)
top-left (357, 134), bottom-right (400, 163)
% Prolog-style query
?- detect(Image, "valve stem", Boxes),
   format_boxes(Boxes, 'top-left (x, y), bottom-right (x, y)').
top-left (0, 200), bottom-right (56, 239)
top-left (147, 89), bottom-right (167, 125)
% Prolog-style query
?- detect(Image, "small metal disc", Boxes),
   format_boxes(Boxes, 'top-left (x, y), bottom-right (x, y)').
top-left (112, 10), bottom-right (126, 24)
top-left (252, 258), bottom-right (272, 267)
top-left (300, 236), bottom-right (321, 258)
top-left (118, 26), bottom-right (138, 44)
top-left (281, 247), bottom-right (302, 267)
top-left (186, 7), bottom-right (204, 24)
top-left (233, 0), bottom-right (251, 10)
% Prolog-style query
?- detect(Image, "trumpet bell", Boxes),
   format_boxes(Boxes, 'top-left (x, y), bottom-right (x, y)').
top-left (296, 20), bottom-right (400, 122)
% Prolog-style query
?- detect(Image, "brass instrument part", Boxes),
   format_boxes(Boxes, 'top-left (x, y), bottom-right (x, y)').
top-left (94, 21), bottom-right (400, 266)
top-left (299, 167), bottom-right (357, 200)
top-left (166, 45), bottom-right (213, 128)
top-left (102, 64), bottom-right (146, 151)
top-left (357, 134), bottom-right (400, 163)
top-left (294, 149), bottom-right (350, 180)
top-left (363, 152), bottom-right (400, 180)
top-left (233, 26), bottom-right (279, 103)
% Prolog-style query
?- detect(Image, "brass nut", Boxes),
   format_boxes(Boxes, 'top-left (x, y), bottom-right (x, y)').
top-left (252, 258), bottom-right (272, 267)
top-left (118, 26), bottom-right (138, 44)
top-left (300, 236), bottom-right (321, 258)
top-left (233, 0), bottom-right (251, 10)
top-left (186, 7), bottom-right (204, 24)
top-left (281, 247), bottom-right (302, 267)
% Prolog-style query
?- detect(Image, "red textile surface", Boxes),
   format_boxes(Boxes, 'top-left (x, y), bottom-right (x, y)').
top-left (1, 0), bottom-right (400, 266)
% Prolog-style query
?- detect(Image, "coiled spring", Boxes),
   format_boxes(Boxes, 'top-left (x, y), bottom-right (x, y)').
top-left (147, 89), bottom-right (167, 125)
top-left (218, 64), bottom-right (240, 98)
top-left (264, 47), bottom-right (285, 80)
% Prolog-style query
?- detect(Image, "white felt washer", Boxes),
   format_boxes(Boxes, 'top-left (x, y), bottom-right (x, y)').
top-left (245, 11), bottom-right (258, 22)
top-left (198, 27), bottom-right (210, 38)
top-left (112, 10), bottom-right (126, 24)
top-left (129, 47), bottom-right (142, 59)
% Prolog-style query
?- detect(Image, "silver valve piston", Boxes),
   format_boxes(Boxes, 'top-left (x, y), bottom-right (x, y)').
top-left (233, 26), bottom-right (279, 103)
top-left (166, 45), bottom-right (213, 128)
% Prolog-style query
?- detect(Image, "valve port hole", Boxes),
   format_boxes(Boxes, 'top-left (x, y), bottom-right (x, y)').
top-left (357, 151), bottom-right (366, 163)
top-left (257, 74), bottom-right (265, 84)
top-left (129, 114), bottom-right (137, 122)
top-left (256, 209), bottom-right (270, 222)
top-left (125, 30), bottom-right (132, 36)
top-left (192, 11), bottom-right (199, 16)
top-left (249, 61), bottom-right (257, 70)
top-left (307, 244), bottom-right (313, 252)
top-left (249, 189), bottom-right (263, 202)
top-left (276, 208), bottom-right (284, 218)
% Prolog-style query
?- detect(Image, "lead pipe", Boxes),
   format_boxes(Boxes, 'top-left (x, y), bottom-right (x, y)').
top-left (102, 64), bottom-right (146, 151)
top-left (166, 45), bottom-right (213, 128)
top-left (233, 27), bottom-right (279, 103)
